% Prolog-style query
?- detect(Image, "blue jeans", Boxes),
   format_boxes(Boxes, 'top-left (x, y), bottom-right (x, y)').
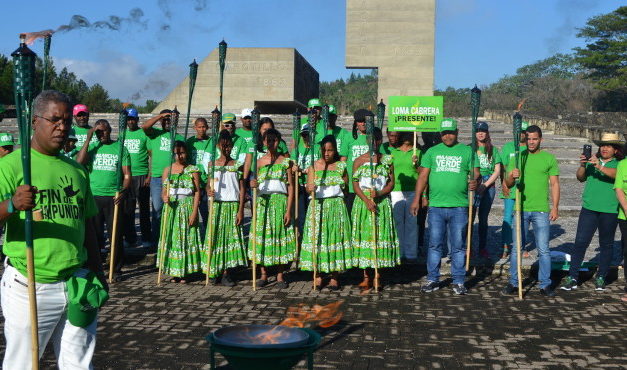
top-left (150, 177), bottom-right (164, 244)
top-left (501, 198), bottom-right (515, 247)
top-left (473, 176), bottom-right (495, 250)
top-left (509, 211), bottom-right (551, 289)
top-left (427, 207), bottom-right (468, 284)
top-left (199, 190), bottom-right (208, 239)
top-left (568, 207), bottom-right (617, 280)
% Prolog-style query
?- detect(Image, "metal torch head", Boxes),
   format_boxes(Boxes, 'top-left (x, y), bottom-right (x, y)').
top-left (43, 33), bottom-right (52, 56)
top-left (470, 85), bottom-right (482, 116)
top-left (513, 112), bottom-right (522, 144)
top-left (366, 114), bottom-right (376, 153)
top-left (251, 108), bottom-right (261, 142)
top-left (322, 105), bottom-right (329, 125)
top-left (118, 108), bottom-right (128, 137)
top-left (11, 35), bottom-right (37, 97)
top-left (170, 106), bottom-right (180, 138)
top-left (189, 59), bottom-right (198, 88)
top-left (292, 110), bottom-right (301, 135)
top-left (377, 99), bottom-right (386, 129)
top-left (218, 40), bottom-right (228, 70)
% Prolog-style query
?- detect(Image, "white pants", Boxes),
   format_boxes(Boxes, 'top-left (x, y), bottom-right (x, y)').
top-left (1, 264), bottom-right (96, 369)
top-left (391, 191), bottom-right (418, 260)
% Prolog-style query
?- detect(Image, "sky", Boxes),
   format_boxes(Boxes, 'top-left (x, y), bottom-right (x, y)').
top-left (0, 0), bottom-right (622, 104)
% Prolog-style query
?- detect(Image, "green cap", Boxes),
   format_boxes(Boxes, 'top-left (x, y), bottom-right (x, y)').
top-left (328, 105), bottom-right (337, 115)
top-left (308, 98), bottom-right (322, 108)
top-left (0, 133), bottom-right (14, 147)
top-left (66, 270), bottom-right (109, 328)
top-left (222, 113), bottom-right (236, 123)
top-left (521, 121), bottom-right (529, 131)
top-left (440, 118), bottom-right (458, 132)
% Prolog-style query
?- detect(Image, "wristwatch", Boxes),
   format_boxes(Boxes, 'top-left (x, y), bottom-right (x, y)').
top-left (6, 195), bottom-right (15, 214)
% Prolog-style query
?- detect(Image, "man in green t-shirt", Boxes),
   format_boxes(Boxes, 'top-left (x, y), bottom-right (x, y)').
top-left (613, 157), bottom-right (627, 301)
top-left (70, 103), bottom-right (91, 149)
top-left (500, 121), bottom-right (528, 258)
top-left (0, 90), bottom-right (103, 367)
top-left (410, 118), bottom-right (479, 295)
top-left (186, 117), bottom-right (211, 236)
top-left (0, 132), bottom-right (15, 159)
top-left (62, 133), bottom-right (78, 159)
top-left (383, 131), bottom-right (421, 263)
top-left (560, 133), bottom-right (621, 292)
top-left (143, 109), bottom-right (184, 243)
top-left (77, 119), bottom-right (131, 276)
top-left (235, 108), bottom-right (253, 146)
top-left (503, 125), bottom-right (560, 297)
top-left (122, 108), bottom-right (152, 248)
top-left (343, 109), bottom-right (372, 207)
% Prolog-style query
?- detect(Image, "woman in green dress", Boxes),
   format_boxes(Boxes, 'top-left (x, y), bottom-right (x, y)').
top-left (205, 130), bottom-right (247, 286)
top-left (249, 128), bottom-right (296, 289)
top-left (351, 127), bottom-right (400, 290)
top-left (158, 141), bottom-right (204, 283)
top-left (301, 135), bottom-right (353, 290)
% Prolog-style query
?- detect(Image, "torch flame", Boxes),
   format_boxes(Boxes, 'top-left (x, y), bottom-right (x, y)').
top-left (279, 300), bottom-right (344, 328)
top-left (516, 98), bottom-right (527, 112)
top-left (122, 102), bottom-right (131, 109)
top-left (20, 30), bottom-right (54, 45)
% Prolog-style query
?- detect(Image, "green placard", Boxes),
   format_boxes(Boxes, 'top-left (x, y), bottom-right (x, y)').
top-left (388, 96), bottom-right (443, 132)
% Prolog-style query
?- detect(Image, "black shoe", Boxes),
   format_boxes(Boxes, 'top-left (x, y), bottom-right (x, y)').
top-left (501, 283), bottom-right (518, 295)
top-left (421, 280), bottom-right (439, 293)
top-left (221, 275), bottom-right (235, 287)
top-left (559, 277), bottom-right (578, 291)
top-left (327, 284), bottom-right (340, 291)
top-left (594, 277), bottom-right (606, 291)
top-left (540, 287), bottom-right (556, 297)
top-left (276, 281), bottom-right (289, 289)
top-left (452, 283), bottom-right (468, 295)
top-left (255, 279), bottom-right (267, 288)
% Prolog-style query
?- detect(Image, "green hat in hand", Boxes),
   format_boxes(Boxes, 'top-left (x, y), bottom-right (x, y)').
top-left (67, 270), bottom-right (109, 328)
top-left (0, 133), bottom-right (14, 147)
top-left (440, 118), bottom-right (458, 132)
top-left (521, 121), bottom-right (529, 131)
top-left (328, 105), bottom-right (337, 115)
top-left (308, 98), bottom-right (322, 108)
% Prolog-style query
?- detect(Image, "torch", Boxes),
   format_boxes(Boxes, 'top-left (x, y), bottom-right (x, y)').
top-left (11, 33), bottom-right (40, 369)
top-left (108, 107), bottom-right (129, 283)
top-left (376, 99), bottom-right (386, 130)
top-left (205, 106), bottom-right (221, 286)
top-left (218, 40), bottom-right (227, 116)
top-left (465, 86), bottom-right (481, 271)
top-left (183, 59), bottom-right (198, 139)
top-left (250, 108), bottom-right (261, 290)
top-left (513, 112), bottom-right (523, 300)
top-left (157, 106), bottom-right (180, 286)
top-left (321, 104), bottom-right (329, 138)
top-left (291, 110), bottom-right (302, 270)
top-left (366, 114), bottom-right (380, 293)
top-left (41, 33), bottom-right (52, 91)
top-left (308, 108), bottom-right (320, 291)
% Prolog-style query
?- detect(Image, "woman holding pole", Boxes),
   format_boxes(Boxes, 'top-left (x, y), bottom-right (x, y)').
top-left (351, 126), bottom-right (399, 291)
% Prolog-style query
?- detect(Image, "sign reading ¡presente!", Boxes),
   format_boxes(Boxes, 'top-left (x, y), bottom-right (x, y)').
top-left (388, 96), bottom-right (443, 132)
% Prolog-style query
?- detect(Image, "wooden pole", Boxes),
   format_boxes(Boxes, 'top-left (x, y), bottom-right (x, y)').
top-left (108, 192), bottom-right (120, 283)
top-left (311, 171), bottom-right (318, 292)
top-left (26, 247), bottom-right (39, 368)
top-left (292, 165), bottom-right (301, 269)
top-left (251, 188), bottom-right (258, 290)
top-left (156, 200), bottom-right (170, 286)
top-left (371, 189), bottom-right (380, 293)
top-left (205, 179), bottom-right (216, 286)
top-left (465, 189), bottom-right (474, 271)
top-left (515, 188), bottom-right (523, 300)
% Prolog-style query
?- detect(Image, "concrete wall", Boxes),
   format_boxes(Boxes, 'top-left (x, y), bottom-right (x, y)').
top-left (154, 47), bottom-right (319, 115)
top-left (345, 0), bottom-right (435, 104)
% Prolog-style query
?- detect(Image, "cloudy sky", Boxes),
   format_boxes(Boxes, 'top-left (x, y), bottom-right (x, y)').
top-left (0, 0), bottom-right (622, 104)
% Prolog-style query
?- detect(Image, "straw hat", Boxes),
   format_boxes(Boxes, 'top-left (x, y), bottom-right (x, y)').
top-left (593, 132), bottom-right (624, 146)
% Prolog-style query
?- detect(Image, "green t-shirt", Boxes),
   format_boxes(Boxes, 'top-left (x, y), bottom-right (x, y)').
top-left (124, 129), bottom-right (149, 176)
top-left (250, 139), bottom-right (290, 158)
top-left (147, 128), bottom-right (184, 178)
top-left (312, 124), bottom-right (351, 154)
top-left (86, 140), bottom-right (131, 197)
top-left (614, 159), bottom-right (627, 220)
top-left (71, 125), bottom-right (91, 149)
top-left (235, 128), bottom-right (253, 146)
top-left (507, 149), bottom-right (559, 212)
top-left (581, 158), bottom-right (619, 214)
top-left (0, 149), bottom-right (98, 283)
top-left (421, 142), bottom-right (475, 207)
top-left (186, 136), bottom-right (212, 167)
top-left (381, 143), bottom-right (421, 192)
top-left (343, 133), bottom-right (370, 192)
top-left (500, 141), bottom-right (527, 199)
top-left (475, 146), bottom-right (502, 176)
top-left (290, 142), bottom-right (319, 185)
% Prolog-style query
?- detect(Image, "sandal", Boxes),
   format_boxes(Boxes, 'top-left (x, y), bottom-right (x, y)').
top-left (256, 279), bottom-right (268, 288)
top-left (170, 277), bottom-right (179, 283)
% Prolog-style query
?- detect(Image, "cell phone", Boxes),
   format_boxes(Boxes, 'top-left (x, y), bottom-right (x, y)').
top-left (583, 144), bottom-right (592, 160)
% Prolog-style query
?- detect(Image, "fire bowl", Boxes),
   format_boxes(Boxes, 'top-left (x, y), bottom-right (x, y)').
top-left (206, 326), bottom-right (321, 370)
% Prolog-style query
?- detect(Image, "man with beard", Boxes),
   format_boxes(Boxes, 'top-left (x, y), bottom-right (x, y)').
top-left (70, 104), bottom-right (91, 149)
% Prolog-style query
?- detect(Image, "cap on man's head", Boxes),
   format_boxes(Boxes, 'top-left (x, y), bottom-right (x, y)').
top-left (73, 104), bottom-right (89, 116)
top-left (353, 108), bottom-right (374, 122)
top-left (328, 105), bottom-right (337, 115)
top-left (521, 121), bottom-right (529, 131)
top-left (477, 122), bottom-right (489, 132)
top-left (126, 108), bottom-right (139, 119)
top-left (240, 108), bottom-right (253, 118)
top-left (0, 133), bottom-right (14, 147)
top-left (222, 113), bottom-right (236, 123)
top-left (308, 98), bottom-right (322, 108)
top-left (440, 118), bottom-right (458, 132)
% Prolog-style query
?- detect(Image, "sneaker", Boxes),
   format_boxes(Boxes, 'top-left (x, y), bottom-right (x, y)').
top-left (421, 280), bottom-right (439, 293)
top-left (501, 245), bottom-right (510, 259)
top-left (276, 281), bottom-right (289, 289)
top-left (540, 287), bottom-right (556, 297)
top-left (452, 284), bottom-right (468, 295)
top-left (594, 277), bottom-right (606, 291)
top-left (221, 275), bottom-right (236, 287)
top-left (523, 251), bottom-right (531, 258)
top-left (501, 283), bottom-right (518, 295)
top-left (560, 277), bottom-right (578, 291)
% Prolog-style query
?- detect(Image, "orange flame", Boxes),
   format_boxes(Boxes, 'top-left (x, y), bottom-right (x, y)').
top-left (242, 326), bottom-right (291, 345)
top-left (516, 98), bottom-right (527, 112)
top-left (20, 30), bottom-right (54, 45)
top-left (122, 102), bottom-right (131, 109)
top-left (279, 300), bottom-right (344, 328)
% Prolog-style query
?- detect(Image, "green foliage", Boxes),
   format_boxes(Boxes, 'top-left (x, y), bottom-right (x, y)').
top-left (320, 70), bottom-right (377, 115)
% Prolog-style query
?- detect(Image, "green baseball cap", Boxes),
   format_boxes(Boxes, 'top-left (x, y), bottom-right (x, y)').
top-left (328, 105), bottom-right (337, 115)
top-left (440, 118), bottom-right (458, 132)
top-left (521, 121), bottom-right (529, 131)
top-left (0, 133), bottom-right (14, 147)
top-left (66, 270), bottom-right (109, 328)
top-left (222, 113), bottom-right (236, 123)
top-left (308, 98), bottom-right (322, 108)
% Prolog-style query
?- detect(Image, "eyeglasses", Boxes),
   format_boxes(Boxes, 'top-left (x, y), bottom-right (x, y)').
top-left (35, 115), bottom-right (71, 127)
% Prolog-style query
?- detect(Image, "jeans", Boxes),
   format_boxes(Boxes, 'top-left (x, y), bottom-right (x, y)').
top-left (124, 175), bottom-right (152, 245)
top-left (473, 176), bottom-right (496, 251)
top-left (502, 198), bottom-right (515, 247)
top-left (510, 211), bottom-right (551, 289)
top-left (1, 265), bottom-right (97, 369)
top-left (199, 189), bottom-right (209, 239)
top-left (568, 207), bottom-right (617, 280)
top-left (391, 191), bottom-right (418, 260)
top-left (617, 219), bottom-right (627, 281)
top-left (94, 196), bottom-right (125, 272)
top-left (150, 177), bottom-right (164, 244)
top-left (427, 207), bottom-right (468, 284)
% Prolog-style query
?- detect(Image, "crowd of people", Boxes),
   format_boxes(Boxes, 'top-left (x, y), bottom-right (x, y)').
top-left (0, 91), bottom-right (626, 367)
